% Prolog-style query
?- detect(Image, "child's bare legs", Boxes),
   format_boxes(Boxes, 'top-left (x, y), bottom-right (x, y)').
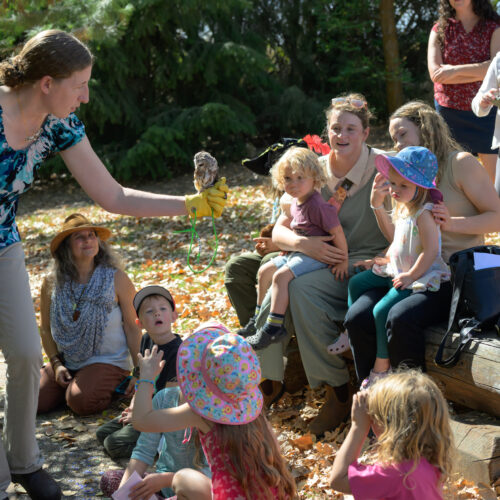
top-left (172, 468), bottom-right (212, 500)
top-left (269, 266), bottom-right (294, 315)
top-left (257, 261), bottom-right (278, 305)
top-left (237, 261), bottom-right (278, 338)
top-left (246, 266), bottom-right (293, 350)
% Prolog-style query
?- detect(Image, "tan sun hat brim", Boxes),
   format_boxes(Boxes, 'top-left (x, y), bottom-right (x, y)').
top-left (50, 225), bottom-right (111, 257)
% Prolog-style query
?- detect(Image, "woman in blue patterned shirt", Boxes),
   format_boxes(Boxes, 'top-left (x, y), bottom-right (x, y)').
top-left (0, 29), bottom-right (228, 500)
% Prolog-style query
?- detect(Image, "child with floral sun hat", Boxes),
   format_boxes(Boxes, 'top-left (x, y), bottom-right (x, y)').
top-left (132, 324), bottom-right (296, 500)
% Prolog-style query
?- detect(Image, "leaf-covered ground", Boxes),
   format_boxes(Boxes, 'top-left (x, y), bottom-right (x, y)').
top-left (11, 163), bottom-right (499, 499)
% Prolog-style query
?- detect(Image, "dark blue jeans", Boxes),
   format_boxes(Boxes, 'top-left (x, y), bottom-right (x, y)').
top-left (344, 281), bottom-right (453, 382)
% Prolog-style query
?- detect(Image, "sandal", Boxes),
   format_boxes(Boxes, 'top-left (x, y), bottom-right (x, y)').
top-left (360, 368), bottom-right (391, 390)
top-left (327, 331), bottom-right (350, 355)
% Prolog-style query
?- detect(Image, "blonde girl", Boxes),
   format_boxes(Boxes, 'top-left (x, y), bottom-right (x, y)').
top-left (242, 146), bottom-right (348, 351)
top-left (132, 324), bottom-right (296, 500)
top-left (329, 370), bottom-right (453, 499)
top-left (341, 146), bottom-right (449, 389)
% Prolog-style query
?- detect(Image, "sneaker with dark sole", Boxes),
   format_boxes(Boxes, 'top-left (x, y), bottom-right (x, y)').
top-left (237, 316), bottom-right (257, 338)
top-left (246, 325), bottom-right (287, 350)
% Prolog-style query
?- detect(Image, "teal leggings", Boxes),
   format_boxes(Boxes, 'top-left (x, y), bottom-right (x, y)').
top-left (347, 270), bottom-right (411, 359)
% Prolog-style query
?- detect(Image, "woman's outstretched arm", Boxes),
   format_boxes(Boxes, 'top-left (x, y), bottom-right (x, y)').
top-left (60, 137), bottom-right (228, 218)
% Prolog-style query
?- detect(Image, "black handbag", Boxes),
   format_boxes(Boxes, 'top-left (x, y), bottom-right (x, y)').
top-left (435, 245), bottom-right (500, 367)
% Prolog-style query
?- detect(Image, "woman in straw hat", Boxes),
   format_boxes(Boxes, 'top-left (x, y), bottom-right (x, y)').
top-left (37, 213), bottom-right (140, 417)
top-left (0, 29), bottom-right (227, 498)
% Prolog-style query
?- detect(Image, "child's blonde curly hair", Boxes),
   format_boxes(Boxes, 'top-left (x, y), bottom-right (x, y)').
top-left (367, 370), bottom-right (454, 486)
top-left (270, 146), bottom-right (326, 192)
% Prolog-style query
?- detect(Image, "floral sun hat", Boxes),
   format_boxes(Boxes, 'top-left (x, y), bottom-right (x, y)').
top-left (375, 146), bottom-right (443, 203)
top-left (177, 326), bottom-right (263, 425)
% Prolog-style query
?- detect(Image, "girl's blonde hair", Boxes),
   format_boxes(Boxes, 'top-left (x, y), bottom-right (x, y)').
top-left (271, 146), bottom-right (326, 192)
top-left (213, 413), bottom-right (296, 500)
top-left (367, 370), bottom-right (454, 485)
top-left (390, 101), bottom-right (461, 185)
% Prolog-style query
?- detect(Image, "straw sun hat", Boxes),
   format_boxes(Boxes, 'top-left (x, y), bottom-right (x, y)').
top-left (50, 213), bottom-right (111, 257)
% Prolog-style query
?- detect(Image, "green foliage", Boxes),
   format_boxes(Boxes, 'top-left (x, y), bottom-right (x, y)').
top-left (1, 0), bottom-right (454, 181)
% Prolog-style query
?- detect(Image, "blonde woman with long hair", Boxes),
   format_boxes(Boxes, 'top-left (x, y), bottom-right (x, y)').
top-left (329, 370), bottom-right (453, 499)
top-left (345, 101), bottom-right (500, 384)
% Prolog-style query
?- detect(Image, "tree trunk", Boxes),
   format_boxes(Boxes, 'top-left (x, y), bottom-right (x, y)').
top-left (379, 0), bottom-right (404, 113)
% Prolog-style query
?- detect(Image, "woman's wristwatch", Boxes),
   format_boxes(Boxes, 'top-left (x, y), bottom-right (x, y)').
top-left (131, 366), bottom-right (140, 378)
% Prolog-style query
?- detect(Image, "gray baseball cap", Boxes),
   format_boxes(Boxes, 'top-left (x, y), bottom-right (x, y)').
top-left (133, 285), bottom-right (175, 314)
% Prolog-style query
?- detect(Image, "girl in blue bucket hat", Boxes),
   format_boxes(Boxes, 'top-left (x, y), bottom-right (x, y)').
top-left (329, 146), bottom-right (450, 389)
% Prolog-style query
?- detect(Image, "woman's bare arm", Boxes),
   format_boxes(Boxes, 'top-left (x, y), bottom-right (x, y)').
top-left (428, 29), bottom-right (494, 84)
top-left (432, 153), bottom-right (500, 234)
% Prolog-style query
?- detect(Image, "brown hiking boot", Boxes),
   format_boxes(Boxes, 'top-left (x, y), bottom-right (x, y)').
top-left (309, 384), bottom-right (353, 436)
top-left (259, 380), bottom-right (285, 408)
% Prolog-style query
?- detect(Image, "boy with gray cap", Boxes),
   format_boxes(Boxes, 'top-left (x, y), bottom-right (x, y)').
top-left (96, 285), bottom-right (182, 459)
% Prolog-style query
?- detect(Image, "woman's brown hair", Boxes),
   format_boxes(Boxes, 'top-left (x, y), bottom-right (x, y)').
top-left (53, 236), bottom-right (123, 287)
top-left (390, 100), bottom-right (462, 184)
top-left (0, 29), bottom-right (93, 88)
top-left (325, 92), bottom-right (374, 130)
top-left (436, 0), bottom-right (500, 48)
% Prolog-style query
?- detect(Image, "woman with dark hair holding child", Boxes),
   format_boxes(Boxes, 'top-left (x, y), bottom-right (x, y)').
top-left (38, 213), bottom-right (140, 415)
top-left (0, 29), bottom-right (227, 499)
top-left (428, 0), bottom-right (500, 183)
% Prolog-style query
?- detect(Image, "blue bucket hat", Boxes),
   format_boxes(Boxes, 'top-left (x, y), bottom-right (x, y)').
top-left (375, 146), bottom-right (443, 203)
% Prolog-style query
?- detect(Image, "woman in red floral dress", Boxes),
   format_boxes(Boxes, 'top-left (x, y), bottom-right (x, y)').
top-left (428, 0), bottom-right (500, 185)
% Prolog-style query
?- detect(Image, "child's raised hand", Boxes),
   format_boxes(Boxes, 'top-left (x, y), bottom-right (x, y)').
top-left (371, 172), bottom-right (390, 207)
top-left (137, 345), bottom-right (165, 381)
top-left (351, 391), bottom-right (371, 432)
top-left (392, 271), bottom-right (413, 290)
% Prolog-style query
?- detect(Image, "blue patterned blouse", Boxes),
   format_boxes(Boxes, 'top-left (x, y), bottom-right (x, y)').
top-left (0, 105), bottom-right (85, 249)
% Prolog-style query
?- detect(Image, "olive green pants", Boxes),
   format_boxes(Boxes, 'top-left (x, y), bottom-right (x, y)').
top-left (256, 265), bottom-right (358, 387)
top-left (224, 251), bottom-right (279, 326)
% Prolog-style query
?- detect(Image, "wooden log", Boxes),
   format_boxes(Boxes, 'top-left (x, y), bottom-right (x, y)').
top-left (283, 324), bottom-right (500, 417)
top-left (450, 412), bottom-right (500, 486)
top-left (425, 324), bottom-right (500, 417)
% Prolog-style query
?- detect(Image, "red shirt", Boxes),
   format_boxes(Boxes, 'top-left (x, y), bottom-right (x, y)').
top-left (433, 18), bottom-right (500, 110)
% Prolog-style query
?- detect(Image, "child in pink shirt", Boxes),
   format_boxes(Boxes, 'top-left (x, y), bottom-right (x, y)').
top-left (329, 370), bottom-right (454, 499)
